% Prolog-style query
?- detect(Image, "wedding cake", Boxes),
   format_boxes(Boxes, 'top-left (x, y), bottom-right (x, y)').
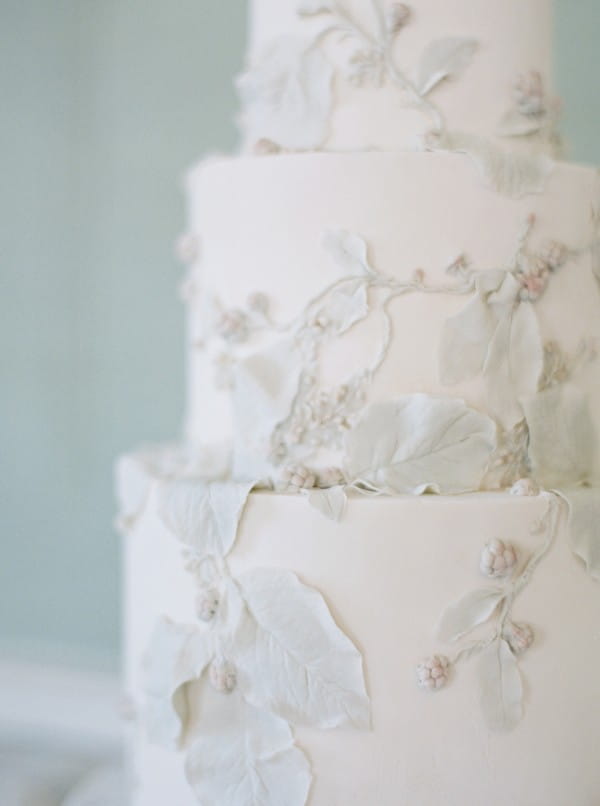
top-left (117, 1), bottom-right (600, 804)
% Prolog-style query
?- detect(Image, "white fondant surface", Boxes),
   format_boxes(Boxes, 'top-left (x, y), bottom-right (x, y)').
top-left (124, 9), bottom-right (600, 805)
top-left (185, 151), bottom-right (600, 471)
top-left (245, 0), bottom-right (554, 152)
top-left (125, 468), bottom-right (600, 806)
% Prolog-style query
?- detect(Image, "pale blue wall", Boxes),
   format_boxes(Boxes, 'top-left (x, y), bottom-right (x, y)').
top-left (0, 1), bottom-right (598, 670)
top-left (555, 0), bottom-right (600, 163)
top-left (0, 0), bottom-right (246, 669)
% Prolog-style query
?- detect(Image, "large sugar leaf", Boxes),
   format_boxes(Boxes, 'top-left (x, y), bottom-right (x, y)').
top-left (142, 617), bottom-right (214, 748)
top-left (557, 488), bottom-right (600, 582)
top-left (415, 38), bottom-right (477, 96)
top-left (345, 395), bottom-right (496, 495)
top-left (522, 385), bottom-right (595, 488)
top-left (439, 271), bottom-right (506, 385)
top-left (484, 300), bottom-right (544, 430)
top-left (158, 479), bottom-right (254, 557)
top-left (237, 36), bottom-right (334, 150)
top-left (438, 588), bottom-right (505, 643)
top-left (479, 638), bottom-right (523, 732)
top-left (185, 691), bottom-right (311, 806)
top-left (440, 132), bottom-right (555, 198)
top-left (233, 568), bottom-right (370, 729)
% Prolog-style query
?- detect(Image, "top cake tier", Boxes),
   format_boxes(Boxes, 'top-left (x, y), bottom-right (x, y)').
top-left (239, 0), bottom-right (557, 154)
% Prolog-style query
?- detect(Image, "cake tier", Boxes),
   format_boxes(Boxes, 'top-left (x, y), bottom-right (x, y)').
top-left (240, 0), bottom-right (556, 153)
top-left (123, 456), bottom-right (600, 806)
top-left (184, 151), bottom-right (600, 481)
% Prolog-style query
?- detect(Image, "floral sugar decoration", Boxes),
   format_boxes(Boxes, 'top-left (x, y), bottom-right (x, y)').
top-left (421, 493), bottom-right (561, 732)
top-left (514, 71), bottom-right (546, 118)
top-left (440, 213), bottom-right (579, 433)
top-left (510, 478), bottom-right (541, 497)
top-left (139, 478), bottom-right (371, 805)
top-left (196, 215), bottom-right (595, 496)
top-left (195, 588), bottom-right (220, 622)
top-left (209, 659), bottom-right (238, 694)
top-left (277, 464), bottom-right (317, 493)
top-left (516, 237), bottom-right (569, 302)
top-left (504, 621), bottom-right (535, 656)
top-left (416, 655), bottom-right (451, 691)
top-left (479, 539), bottom-right (518, 579)
top-left (498, 70), bottom-right (563, 156)
top-left (237, 1), bottom-right (477, 151)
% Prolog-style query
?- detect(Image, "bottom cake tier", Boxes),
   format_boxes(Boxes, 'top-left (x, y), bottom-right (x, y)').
top-left (121, 451), bottom-right (600, 806)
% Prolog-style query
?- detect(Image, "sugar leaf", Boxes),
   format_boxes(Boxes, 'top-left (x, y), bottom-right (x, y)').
top-left (521, 385), bottom-right (595, 488)
top-left (237, 36), bottom-right (334, 151)
top-left (438, 588), bottom-right (505, 643)
top-left (479, 638), bottom-right (523, 732)
top-left (484, 299), bottom-right (544, 430)
top-left (415, 38), bottom-right (477, 96)
top-left (233, 568), bottom-right (370, 729)
top-left (556, 488), bottom-right (600, 581)
top-left (185, 691), bottom-right (311, 806)
top-left (159, 479), bottom-right (254, 557)
top-left (439, 132), bottom-right (555, 198)
top-left (142, 617), bottom-right (214, 749)
top-left (345, 395), bottom-right (496, 495)
top-left (323, 230), bottom-right (375, 276)
top-left (439, 273), bottom-right (505, 385)
top-left (322, 280), bottom-right (369, 335)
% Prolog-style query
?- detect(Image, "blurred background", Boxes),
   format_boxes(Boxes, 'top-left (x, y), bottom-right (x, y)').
top-left (0, 0), bottom-right (598, 802)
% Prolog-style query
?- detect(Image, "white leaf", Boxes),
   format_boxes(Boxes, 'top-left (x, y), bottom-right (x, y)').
top-left (237, 36), bottom-right (334, 150)
top-left (506, 301), bottom-right (545, 398)
top-left (557, 488), bottom-right (600, 581)
top-left (522, 385), bottom-right (595, 488)
top-left (438, 588), bottom-right (505, 643)
top-left (232, 338), bottom-right (302, 481)
top-left (322, 230), bottom-right (375, 276)
top-left (323, 280), bottom-right (369, 335)
top-left (439, 271), bottom-right (506, 385)
top-left (415, 38), bottom-right (477, 96)
top-left (497, 108), bottom-right (544, 138)
top-left (298, 0), bottom-right (331, 15)
top-left (233, 568), bottom-right (370, 729)
top-left (159, 479), bottom-right (254, 556)
top-left (308, 486), bottom-right (348, 521)
top-left (440, 132), bottom-right (555, 198)
top-left (142, 617), bottom-right (213, 748)
top-left (479, 638), bottom-right (523, 732)
top-left (484, 300), bottom-right (544, 430)
top-left (345, 395), bottom-right (496, 495)
top-left (185, 691), bottom-right (311, 806)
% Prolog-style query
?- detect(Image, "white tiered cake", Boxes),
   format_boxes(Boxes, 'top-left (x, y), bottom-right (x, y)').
top-left (118, 2), bottom-right (600, 804)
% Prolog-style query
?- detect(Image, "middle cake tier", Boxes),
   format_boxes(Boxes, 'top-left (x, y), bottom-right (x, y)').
top-left (184, 151), bottom-right (600, 481)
